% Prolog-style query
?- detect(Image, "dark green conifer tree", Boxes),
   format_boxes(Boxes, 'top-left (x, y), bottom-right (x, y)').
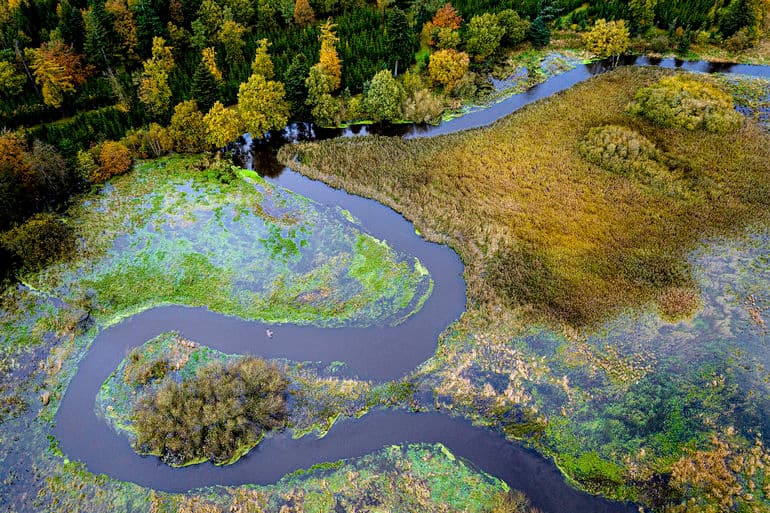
top-left (528, 16), bottom-right (550, 47)
top-left (191, 58), bottom-right (220, 110)
top-left (283, 52), bottom-right (310, 119)
top-left (385, 7), bottom-right (414, 75)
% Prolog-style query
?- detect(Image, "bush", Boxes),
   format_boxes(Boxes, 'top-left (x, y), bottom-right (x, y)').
top-left (402, 88), bottom-right (445, 124)
top-left (93, 141), bottom-right (132, 183)
top-left (0, 213), bottom-right (74, 271)
top-left (123, 348), bottom-right (170, 386)
top-left (132, 356), bottom-right (288, 466)
top-left (627, 75), bottom-right (743, 133)
top-left (578, 125), bottom-right (660, 175)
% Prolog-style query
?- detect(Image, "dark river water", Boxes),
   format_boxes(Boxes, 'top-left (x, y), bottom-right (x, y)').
top-left (55, 56), bottom-right (770, 513)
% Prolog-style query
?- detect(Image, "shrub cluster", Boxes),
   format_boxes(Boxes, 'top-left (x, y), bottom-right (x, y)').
top-left (132, 357), bottom-right (288, 466)
top-left (578, 125), bottom-right (661, 176)
top-left (627, 75), bottom-right (743, 133)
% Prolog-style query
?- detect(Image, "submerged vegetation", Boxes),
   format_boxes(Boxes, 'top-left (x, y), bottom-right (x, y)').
top-left (22, 155), bottom-right (432, 328)
top-left (282, 67), bottom-right (770, 327)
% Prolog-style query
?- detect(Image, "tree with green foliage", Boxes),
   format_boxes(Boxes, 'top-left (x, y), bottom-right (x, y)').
top-left (496, 9), bottom-right (529, 46)
top-left (0, 213), bottom-right (74, 271)
top-left (385, 7), bottom-right (414, 75)
top-left (628, 0), bottom-right (659, 34)
top-left (0, 60), bottom-right (24, 96)
top-left (305, 65), bottom-right (339, 125)
top-left (133, 0), bottom-right (164, 57)
top-left (218, 19), bottom-right (248, 69)
top-left (192, 58), bottom-right (221, 110)
top-left (720, 0), bottom-right (764, 41)
top-left (364, 69), bottom-right (404, 122)
top-left (582, 19), bottom-right (630, 63)
top-left (57, 0), bottom-right (85, 52)
top-left (169, 100), bottom-right (208, 153)
top-left (528, 16), bottom-right (550, 48)
top-left (204, 101), bottom-right (244, 148)
top-left (465, 13), bottom-right (505, 62)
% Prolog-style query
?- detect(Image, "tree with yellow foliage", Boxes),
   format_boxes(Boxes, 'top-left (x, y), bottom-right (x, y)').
top-left (137, 37), bottom-right (175, 116)
top-left (427, 48), bottom-right (469, 91)
top-left (201, 47), bottom-right (222, 82)
top-left (582, 19), bottom-right (630, 64)
top-left (204, 101), bottom-right (244, 148)
top-left (251, 38), bottom-right (274, 79)
top-left (237, 74), bottom-right (289, 138)
top-left (317, 20), bottom-right (341, 91)
top-left (104, 0), bottom-right (139, 64)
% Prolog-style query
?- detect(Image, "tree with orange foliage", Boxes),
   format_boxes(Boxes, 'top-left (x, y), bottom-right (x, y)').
top-left (28, 42), bottom-right (91, 108)
top-left (422, 3), bottom-right (463, 47)
top-left (293, 0), bottom-right (314, 27)
top-left (93, 141), bottom-right (132, 183)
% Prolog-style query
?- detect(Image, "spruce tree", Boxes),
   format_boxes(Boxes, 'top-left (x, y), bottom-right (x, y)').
top-left (528, 16), bottom-right (550, 48)
top-left (284, 53), bottom-right (310, 119)
top-left (385, 7), bottom-right (414, 75)
top-left (134, 0), bottom-right (164, 57)
top-left (191, 59), bottom-right (220, 111)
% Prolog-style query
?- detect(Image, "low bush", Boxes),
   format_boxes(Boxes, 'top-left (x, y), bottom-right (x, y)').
top-left (578, 125), bottom-right (660, 175)
top-left (132, 356), bottom-right (288, 466)
top-left (123, 348), bottom-right (170, 386)
top-left (627, 74), bottom-right (743, 133)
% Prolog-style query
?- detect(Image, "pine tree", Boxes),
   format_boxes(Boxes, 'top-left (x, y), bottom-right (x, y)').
top-left (57, 0), bottom-right (85, 52)
top-left (192, 58), bottom-right (220, 110)
top-left (134, 0), bottom-right (164, 57)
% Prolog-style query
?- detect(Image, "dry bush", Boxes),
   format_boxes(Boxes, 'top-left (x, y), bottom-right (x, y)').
top-left (93, 140), bottom-right (132, 183)
top-left (658, 286), bottom-right (701, 321)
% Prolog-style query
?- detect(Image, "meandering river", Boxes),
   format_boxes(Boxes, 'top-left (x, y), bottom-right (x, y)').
top-left (55, 56), bottom-right (770, 513)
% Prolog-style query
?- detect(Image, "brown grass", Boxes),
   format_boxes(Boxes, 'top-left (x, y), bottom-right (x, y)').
top-left (279, 67), bottom-right (770, 327)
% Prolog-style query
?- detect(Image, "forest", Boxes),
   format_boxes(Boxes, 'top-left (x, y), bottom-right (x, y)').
top-left (1, 0), bottom-right (768, 283)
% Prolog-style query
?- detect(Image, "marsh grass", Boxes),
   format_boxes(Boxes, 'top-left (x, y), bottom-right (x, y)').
top-left (282, 67), bottom-right (770, 326)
